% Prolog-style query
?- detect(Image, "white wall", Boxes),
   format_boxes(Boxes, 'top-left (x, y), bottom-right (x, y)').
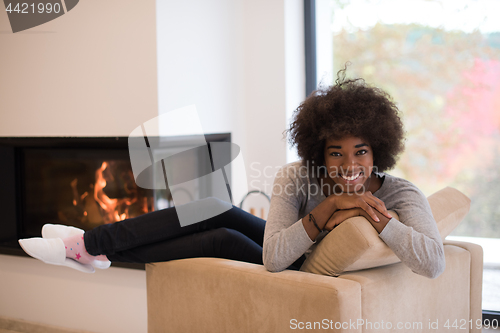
top-left (156, 0), bottom-right (249, 204)
top-left (0, 0), bottom-right (304, 332)
top-left (241, 0), bottom-right (289, 196)
top-left (0, 0), bottom-right (158, 137)
top-left (0, 254), bottom-right (147, 333)
top-left (156, 0), bottom-right (304, 202)
top-left (285, 0), bottom-right (306, 164)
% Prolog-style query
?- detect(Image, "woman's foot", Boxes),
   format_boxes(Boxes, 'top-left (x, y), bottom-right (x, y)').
top-left (18, 224), bottom-right (112, 272)
top-left (63, 234), bottom-right (100, 265)
top-left (18, 238), bottom-right (95, 273)
top-left (42, 224), bottom-right (111, 269)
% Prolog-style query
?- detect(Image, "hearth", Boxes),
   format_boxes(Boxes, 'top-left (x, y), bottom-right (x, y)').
top-left (0, 134), bottom-right (231, 268)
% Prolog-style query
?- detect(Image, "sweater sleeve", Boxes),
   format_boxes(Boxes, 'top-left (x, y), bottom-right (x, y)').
top-left (378, 181), bottom-right (446, 278)
top-left (262, 166), bottom-right (315, 272)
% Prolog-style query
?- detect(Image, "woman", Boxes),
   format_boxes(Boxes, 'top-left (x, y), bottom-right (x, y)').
top-left (19, 71), bottom-right (445, 278)
top-left (263, 74), bottom-right (445, 277)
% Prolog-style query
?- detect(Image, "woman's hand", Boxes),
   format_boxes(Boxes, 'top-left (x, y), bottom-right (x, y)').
top-left (330, 191), bottom-right (392, 222)
top-left (302, 191), bottom-right (391, 240)
top-left (323, 208), bottom-right (362, 231)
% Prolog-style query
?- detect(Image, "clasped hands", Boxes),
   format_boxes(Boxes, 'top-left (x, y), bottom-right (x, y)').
top-left (323, 192), bottom-right (393, 233)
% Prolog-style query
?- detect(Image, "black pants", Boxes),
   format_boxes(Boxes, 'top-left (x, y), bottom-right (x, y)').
top-left (84, 198), bottom-right (305, 269)
top-left (84, 197), bottom-right (305, 270)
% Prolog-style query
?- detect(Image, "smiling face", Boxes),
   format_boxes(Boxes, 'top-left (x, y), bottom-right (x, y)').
top-left (322, 136), bottom-right (376, 194)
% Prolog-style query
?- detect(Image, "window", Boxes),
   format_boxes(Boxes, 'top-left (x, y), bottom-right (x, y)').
top-left (309, 0), bottom-right (500, 314)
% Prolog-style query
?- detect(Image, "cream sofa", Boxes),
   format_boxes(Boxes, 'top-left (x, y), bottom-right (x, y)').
top-left (146, 188), bottom-right (483, 333)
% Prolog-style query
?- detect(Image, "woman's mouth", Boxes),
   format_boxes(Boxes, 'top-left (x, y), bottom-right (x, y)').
top-left (340, 172), bottom-right (363, 181)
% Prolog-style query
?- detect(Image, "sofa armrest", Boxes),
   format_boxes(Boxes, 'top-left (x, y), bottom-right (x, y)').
top-left (444, 240), bottom-right (483, 333)
top-left (339, 242), bottom-right (481, 333)
top-left (146, 258), bottom-right (362, 333)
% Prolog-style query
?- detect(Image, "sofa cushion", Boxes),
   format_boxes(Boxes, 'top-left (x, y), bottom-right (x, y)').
top-left (299, 187), bottom-right (470, 276)
top-left (427, 187), bottom-right (472, 241)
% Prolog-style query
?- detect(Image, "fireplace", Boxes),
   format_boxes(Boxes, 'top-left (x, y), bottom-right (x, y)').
top-left (0, 134), bottom-right (231, 268)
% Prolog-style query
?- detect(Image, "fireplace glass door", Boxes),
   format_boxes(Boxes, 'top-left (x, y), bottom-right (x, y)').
top-left (22, 148), bottom-right (155, 237)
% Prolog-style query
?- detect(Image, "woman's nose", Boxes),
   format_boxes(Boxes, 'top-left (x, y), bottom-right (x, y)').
top-left (341, 156), bottom-right (358, 170)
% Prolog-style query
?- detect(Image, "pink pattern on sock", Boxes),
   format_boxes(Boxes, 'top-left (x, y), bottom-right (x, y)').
top-left (62, 234), bottom-right (97, 264)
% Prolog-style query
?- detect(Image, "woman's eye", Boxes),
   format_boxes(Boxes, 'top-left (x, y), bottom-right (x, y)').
top-left (357, 150), bottom-right (368, 155)
top-left (330, 152), bottom-right (341, 157)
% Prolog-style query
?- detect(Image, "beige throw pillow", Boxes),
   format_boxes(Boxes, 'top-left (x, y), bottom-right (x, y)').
top-left (300, 187), bottom-right (471, 276)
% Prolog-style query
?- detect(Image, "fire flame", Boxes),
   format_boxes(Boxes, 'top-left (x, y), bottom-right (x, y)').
top-left (94, 161), bottom-right (136, 223)
top-left (63, 161), bottom-right (153, 226)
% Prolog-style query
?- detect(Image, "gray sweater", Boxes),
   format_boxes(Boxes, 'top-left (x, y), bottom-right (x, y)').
top-left (263, 161), bottom-right (445, 278)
